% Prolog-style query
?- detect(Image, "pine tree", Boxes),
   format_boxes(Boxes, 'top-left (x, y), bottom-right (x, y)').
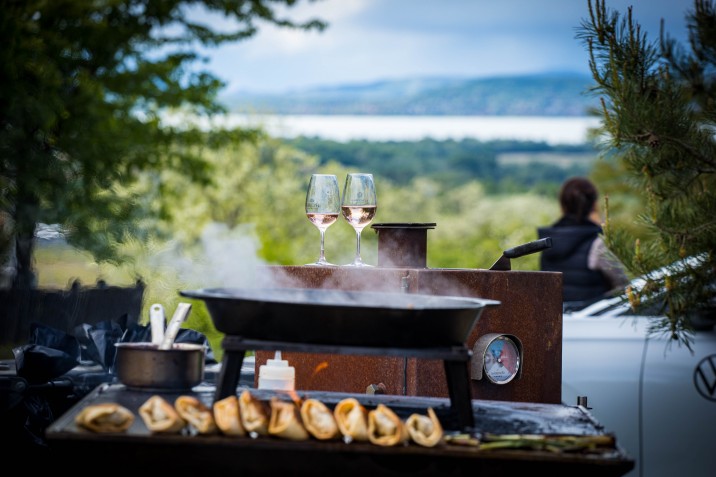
top-left (577, 0), bottom-right (716, 349)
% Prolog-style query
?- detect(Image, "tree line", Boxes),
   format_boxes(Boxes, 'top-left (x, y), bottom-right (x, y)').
top-left (284, 137), bottom-right (596, 194)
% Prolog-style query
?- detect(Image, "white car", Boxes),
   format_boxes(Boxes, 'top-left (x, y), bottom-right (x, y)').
top-left (562, 288), bottom-right (716, 477)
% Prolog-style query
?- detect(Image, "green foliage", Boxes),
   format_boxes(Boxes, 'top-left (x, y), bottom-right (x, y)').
top-left (427, 186), bottom-right (557, 269)
top-left (284, 137), bottom-right (596, 190)
top-left (125, 140), bottom-right (562, 274)
top-left (578, 0), bottom-right (716, 346)
top-left (0, 0), bottom-right (326, 288)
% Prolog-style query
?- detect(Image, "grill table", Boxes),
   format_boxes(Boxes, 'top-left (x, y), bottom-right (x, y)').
top-left (45, 383), bottom-right (634, 476)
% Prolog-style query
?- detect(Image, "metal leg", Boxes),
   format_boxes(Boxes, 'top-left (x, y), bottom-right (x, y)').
top-left (214, 351), bottom-right (244, 402)
top-left (443, 359), bottom-right (475, 431)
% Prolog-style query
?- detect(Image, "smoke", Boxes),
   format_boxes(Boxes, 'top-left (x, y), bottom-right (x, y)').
top-left (169, 222), bottom-right (321, 291)
top-left (149, 220), bottom-right (486, 300)
top-left (146, 222), bottom-right (276, 290)
top-left (191, 223), bottom-right (267, 288)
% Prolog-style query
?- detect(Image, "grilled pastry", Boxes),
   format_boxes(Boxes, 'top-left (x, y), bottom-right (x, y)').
top-left (367, 403), bottom-right (409, 447)
top-left (333, 397), bottom-right (369, 442)
top-left (406, 407), bottom-right (444, 447)
top-left (75, 403), bottom-right (134, 433)
top-left (268, 397), bottom-right (310, 441)
top-left (300, 398), bottom-right (339, 440)
top-left (238, 390), bottom-right (270, 436)
top-left (213, 395), bottom-right (246, 437)
top-left (174, 395), bottom-right (217, 434)
top-left (138, 395), bottom-right (186, 434)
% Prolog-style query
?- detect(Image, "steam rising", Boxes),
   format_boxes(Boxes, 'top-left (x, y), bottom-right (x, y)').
top-left (151, 221), bottom-right (490, 301)
top-left (192, 223), bottom-right (267, 288)
top-left (148, 223), bottom-right (272, 290)
top-left (155, 222), bottom-right (312, 291)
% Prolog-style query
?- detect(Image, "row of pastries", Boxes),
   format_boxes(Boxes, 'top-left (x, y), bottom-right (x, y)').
top-left (75, 390), bottom-right (444, 448)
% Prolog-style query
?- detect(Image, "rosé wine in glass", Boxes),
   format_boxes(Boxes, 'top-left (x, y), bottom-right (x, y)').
top-left (305, 174), bottom-right (341, 266)
top-left (341, 173), bottom-right (377, 267)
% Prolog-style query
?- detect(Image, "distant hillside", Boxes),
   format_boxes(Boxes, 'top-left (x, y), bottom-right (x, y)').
top-left (220, 73), bottom-right (599, 116)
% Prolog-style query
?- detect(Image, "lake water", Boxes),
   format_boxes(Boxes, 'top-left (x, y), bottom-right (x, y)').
top-left (195, 114), bottom-right (602, 145)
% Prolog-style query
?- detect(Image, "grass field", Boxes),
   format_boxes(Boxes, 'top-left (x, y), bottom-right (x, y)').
top-left (34, 242), bottom-right (136, 289)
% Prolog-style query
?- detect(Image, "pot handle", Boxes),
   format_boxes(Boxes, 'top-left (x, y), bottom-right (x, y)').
top-left (503, 237), bottom-right (552, 259)
top-left (160, 303), bottom-right (192, 350)
top-left (150, 304), bottom-right (166, 345)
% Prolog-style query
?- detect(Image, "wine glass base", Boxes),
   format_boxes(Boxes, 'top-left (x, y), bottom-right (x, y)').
top-left (304, 261), bottom-right (338, 267)
top-left (343, 262), bottom-right (374, 267)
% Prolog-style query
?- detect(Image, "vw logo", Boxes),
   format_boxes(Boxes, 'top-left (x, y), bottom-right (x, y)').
top-left (694, 354), bottom-right (716, 402)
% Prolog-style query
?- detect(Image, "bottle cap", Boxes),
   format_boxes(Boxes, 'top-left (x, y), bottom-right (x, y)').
top-left (258, 351), bottom-right (295, 390)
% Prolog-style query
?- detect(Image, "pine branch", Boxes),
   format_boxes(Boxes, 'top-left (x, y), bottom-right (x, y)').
top-left (578, 0), bottom-right (716, 346)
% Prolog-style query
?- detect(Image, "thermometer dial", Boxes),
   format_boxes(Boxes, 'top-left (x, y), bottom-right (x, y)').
top-left (471, 333), bottom-right (522, 384)
top-left (482, 335), bottom-right (521, 384)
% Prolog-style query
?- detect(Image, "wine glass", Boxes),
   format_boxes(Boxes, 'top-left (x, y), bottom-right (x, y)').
top-left (341, 173), bottom-right (377, 267)
top-left (305, 174), bottom-right (341, 266)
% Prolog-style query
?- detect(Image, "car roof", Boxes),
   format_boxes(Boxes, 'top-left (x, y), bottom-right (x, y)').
top-left (565, 254), bottom-right (710, 319)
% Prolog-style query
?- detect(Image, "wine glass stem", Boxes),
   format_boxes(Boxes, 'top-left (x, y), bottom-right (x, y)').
top-left (319, 229), bottom-right (327, 263)
top-left (354, 230), bottom-right (362, 264)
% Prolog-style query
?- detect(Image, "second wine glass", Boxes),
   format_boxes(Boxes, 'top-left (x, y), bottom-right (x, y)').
top-left (305, 174), bottom-right (341, 266)
top-left (341, 173), bottom-right (377, 267)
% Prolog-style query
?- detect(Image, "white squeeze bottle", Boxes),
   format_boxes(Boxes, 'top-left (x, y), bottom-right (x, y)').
top-left (258, 351), bottom-right (295, 390)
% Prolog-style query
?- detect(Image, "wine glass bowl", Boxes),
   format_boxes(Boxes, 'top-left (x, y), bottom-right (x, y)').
top-left (341, 173), bottom-right (377, 267)
top-left (305, 174), bottom-right (341, 266)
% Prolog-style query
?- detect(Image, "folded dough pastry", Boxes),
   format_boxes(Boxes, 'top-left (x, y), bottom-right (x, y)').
top-left (406, 407), bottom-right (444, 447)
top-left (75, 403), bottom-right (134, 433)
top-left (238, 390), bottom-right (270, 436)
top-left (333, 397), bottom-right (369, 442)
top-left (367, 403), bottom-right (409, 447)
top-left (300, 398), bottom-right (339, 440)
top-left (213, 395), bottom-right (246, 437)
top-left (268, 397), bottom-right (309, 441)
top-left (174, 395), bottom-right (217, 434)
top-left (138, 395), bottom-right (186, 434)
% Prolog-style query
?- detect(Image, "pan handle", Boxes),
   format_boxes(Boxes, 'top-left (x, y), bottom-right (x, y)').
top-left (503, 237), bottom-right (552, 259)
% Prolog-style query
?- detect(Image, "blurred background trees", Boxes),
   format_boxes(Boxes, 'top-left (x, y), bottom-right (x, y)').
top-left (0, 0), bottom-right (326, 289)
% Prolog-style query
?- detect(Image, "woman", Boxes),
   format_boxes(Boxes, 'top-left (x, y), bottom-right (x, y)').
top-left (538, 177), bottom-right (629, 307)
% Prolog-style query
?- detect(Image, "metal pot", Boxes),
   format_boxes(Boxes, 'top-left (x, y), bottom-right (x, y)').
top-left (371, 222), bottom-right (436, 268)
top-left (180, 288), bottom-right (500, 348)
top-left (114, 342), bottom-right (206, 391)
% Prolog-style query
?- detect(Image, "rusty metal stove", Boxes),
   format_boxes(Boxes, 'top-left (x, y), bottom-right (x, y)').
top-left (254, 265), bottom-right (562, 405)
top-left (245, 229), bottom-right (560, 405)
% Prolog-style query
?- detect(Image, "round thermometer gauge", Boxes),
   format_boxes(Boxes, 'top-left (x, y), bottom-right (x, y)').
top-left (483, 335), bottom-right (521, 384)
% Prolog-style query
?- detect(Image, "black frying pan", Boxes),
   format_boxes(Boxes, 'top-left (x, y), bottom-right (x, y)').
top-left (180, 288), bottom-right (500, 348)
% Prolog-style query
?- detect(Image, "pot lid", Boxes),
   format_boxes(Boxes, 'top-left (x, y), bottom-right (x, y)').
top-left (371, 222), bottom-right (436, 229)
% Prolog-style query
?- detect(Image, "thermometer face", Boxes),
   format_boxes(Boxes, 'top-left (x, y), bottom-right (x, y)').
top-left (483, 335), bottom-right (521, 384)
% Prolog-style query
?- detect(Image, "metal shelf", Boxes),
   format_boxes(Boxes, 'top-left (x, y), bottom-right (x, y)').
top-left (216, 335), bottom-right (476, 431)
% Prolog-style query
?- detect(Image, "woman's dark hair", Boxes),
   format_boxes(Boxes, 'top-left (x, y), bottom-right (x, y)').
top-left (559, 177), bottom-right (598, 221)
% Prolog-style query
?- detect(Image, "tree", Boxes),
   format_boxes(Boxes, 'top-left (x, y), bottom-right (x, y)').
top-left (578, 0), bottom-right (716, 347)
top-left (0, 0), bottom-right (326, 289)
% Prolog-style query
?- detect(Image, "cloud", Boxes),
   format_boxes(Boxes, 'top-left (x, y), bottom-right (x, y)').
top-left (198, 0), bottom-right (693, 94)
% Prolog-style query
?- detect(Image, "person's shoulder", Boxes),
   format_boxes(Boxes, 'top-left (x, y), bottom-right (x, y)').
top-left (589, 236), bottom-right (606, 255)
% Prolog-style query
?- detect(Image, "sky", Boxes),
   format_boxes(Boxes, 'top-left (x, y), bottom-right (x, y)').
top-left (188, 0), bottom-right (695, 95)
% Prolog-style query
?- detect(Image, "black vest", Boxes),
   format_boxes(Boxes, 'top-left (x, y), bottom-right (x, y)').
top-left (537, 223), bottom-right (610, 303)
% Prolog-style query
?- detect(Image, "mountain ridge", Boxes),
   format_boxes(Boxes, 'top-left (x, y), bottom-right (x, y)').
top-left (220, 72), bottom-right (599, 117)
